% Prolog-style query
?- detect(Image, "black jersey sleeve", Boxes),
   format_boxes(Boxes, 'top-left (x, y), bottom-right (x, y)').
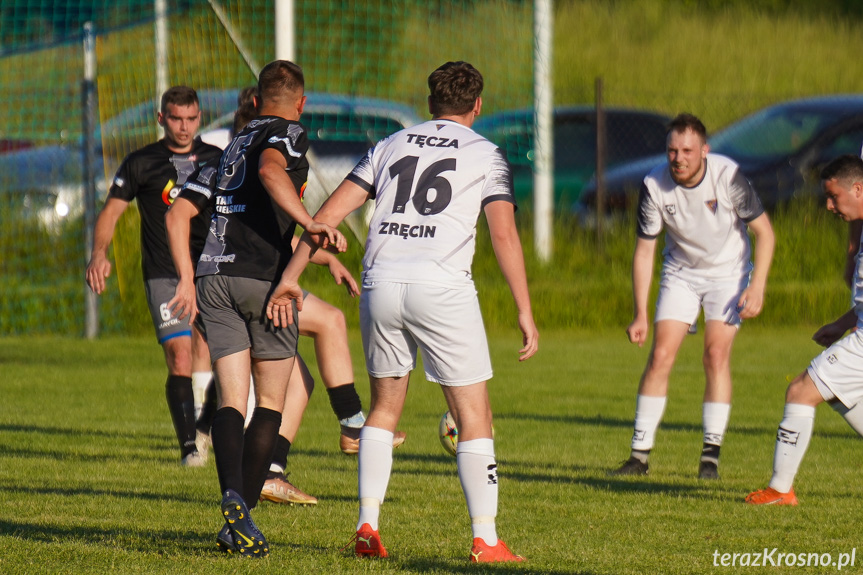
top-left (728, 169), bottom-right (765, 223)
top-left (178, 164), bottom-right (217, 213)
top-left (108, 153), bottom-right (140, 202)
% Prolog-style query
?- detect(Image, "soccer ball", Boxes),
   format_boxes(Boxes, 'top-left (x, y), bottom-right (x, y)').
top-left (438, 410), bottom-right (459, 456)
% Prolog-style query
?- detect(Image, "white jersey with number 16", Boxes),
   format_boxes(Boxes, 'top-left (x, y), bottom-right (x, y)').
top-left (346, 119), bottom-right (516, 288)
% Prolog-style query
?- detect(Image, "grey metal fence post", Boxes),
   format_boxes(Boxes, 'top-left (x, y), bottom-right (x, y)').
top-left (83, 22), bottom-right (99, 339)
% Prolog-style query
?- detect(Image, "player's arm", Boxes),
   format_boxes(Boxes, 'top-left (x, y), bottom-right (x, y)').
top-left (259, 148), bottom-right (346, 251)
top-left (484, 200), bottom-right (538, 361)
top-left (845, 220), bottom-right (862, 288)
top-left (738, 212), bottom-right (775, 319)
top-left (267, 178), bottom-right (371, 327)
top-left (813, 309), bottom-right (857, 347)
top-left (85, 197), bottom-right (129, 295)
top-left (628, 236), bottom-right (656, 347)
top-left (290, 235), bottom-right (359, 297)
top-left (165, 197), bottom-right (201, 322)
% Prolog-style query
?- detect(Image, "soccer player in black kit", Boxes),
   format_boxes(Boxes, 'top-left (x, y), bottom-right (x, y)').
top-left (165, 61), bottom-right (345, 557)
top-left (85, 86), bottom-right (222, 467)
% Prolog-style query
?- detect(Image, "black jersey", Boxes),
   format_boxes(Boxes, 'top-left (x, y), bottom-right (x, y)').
top-left (108, 138), bottom-right (223, 280)
top-left (195, 116), bottom-right (309, 282)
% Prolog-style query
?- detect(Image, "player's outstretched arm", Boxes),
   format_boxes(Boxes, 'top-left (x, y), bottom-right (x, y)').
top-left (290, 234), bottom-right (359, 296)
top-left (259, 149), bottom-right (348, 251)
top-left (484, 201), bottom-right (538, 361)
top-left (628, 236), bottom-right (657, 347)
top-left (738, 212), bottom-right (775, 320)
top-left (165, 197), bottom-right (201, 323)
top-left (268, 179), bottom-right (371, 325)
top-left (85, 197), bottom-right (129, 295)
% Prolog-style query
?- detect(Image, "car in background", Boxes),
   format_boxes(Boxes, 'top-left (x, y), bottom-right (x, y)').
top-left (472, 106), bottom-right (671, 209)
top-left (7, 90), bottom-right (421, 236)
top-left (576, 95), bottom-right (863, 220)
top-left (0, 144), bottom-right (105, 232)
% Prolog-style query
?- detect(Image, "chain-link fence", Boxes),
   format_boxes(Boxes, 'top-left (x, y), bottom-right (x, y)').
top-left (2, 0), bottom-right (863, 335)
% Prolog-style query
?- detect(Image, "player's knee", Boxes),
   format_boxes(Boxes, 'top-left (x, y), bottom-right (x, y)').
top-left (702, 344), bottom-right (730, 372)
top-left (647, 346), bottom-right (677, 372)
top-left (785, 373), bottom-right (819, 405)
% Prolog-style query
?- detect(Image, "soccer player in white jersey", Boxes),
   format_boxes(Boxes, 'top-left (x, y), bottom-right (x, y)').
top-left (613, 113), bottom-right (775, 479)
top-left (266, 61), bottom-right (538, 563)
top-left (747, 155), bottom-right (863, 505)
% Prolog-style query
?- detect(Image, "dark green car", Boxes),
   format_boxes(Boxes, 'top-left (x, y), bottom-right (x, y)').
top-left (473, 106), bottom-right (670, 210)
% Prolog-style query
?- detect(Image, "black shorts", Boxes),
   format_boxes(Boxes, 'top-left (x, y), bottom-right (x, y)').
top-left (196, 275), bottom-right (299, 362)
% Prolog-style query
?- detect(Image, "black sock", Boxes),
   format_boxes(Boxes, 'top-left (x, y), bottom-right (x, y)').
top-left (700, 443), bottom-right (721, 464)
top-left (165, 375), bottom-right (196, 457)
top-left (243, 407), bottom-right (282, 509)
top-left (196, 378), bottom-right (218, 434)
top-left (326, 383), bottom-right (362, 421)
top-left (211, 407), bottom-right (245, 496)
top-left (271, 435), bottom-right (292, 471)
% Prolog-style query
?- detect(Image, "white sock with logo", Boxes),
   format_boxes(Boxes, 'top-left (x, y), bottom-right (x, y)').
top-left (457, 438), bottom-right (498, 546)
top-left (631, 395), bottom-right (667, 452)
top-left (768, 403), bottom-right (815, 493)
top-left (702, 402), bottom-right (731, 446)
top-left (357, 426), bottom-right (393, 531)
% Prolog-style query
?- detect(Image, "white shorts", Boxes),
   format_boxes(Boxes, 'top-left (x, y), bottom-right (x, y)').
top-left (654, 271), bottom-right (749, 326)
top-left (359, 281), bottom-right (493, 386)
top-left (808, 329), bottom-right (863, 408)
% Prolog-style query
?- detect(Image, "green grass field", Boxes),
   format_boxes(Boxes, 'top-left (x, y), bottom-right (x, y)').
top-left (2, 326), bottom-right (862, 574)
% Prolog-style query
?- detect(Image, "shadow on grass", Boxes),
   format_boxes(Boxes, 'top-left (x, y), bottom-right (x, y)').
top-left (496, 411), bottom-right (862, 441)
top-left (0, 480), bottom-right (210, 504)
top-left (0, 422), bottom-right (170, 443)
top-left (0, 517), bottom-right (222, 555)
top-left (398, 556), bottom-right (599, 575)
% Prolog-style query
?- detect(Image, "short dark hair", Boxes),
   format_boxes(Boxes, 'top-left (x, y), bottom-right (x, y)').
top-left (232, 86), bottom-right (258, 134)
top-left (821, 154), bottom-right (863, 184)
top-left (161, 86), bottom-right (199, 114)
top-left (257, 60), bottom-right (304, 105)
top-left (667, 113), bottom-right (707, 142)
top-left (428, 61), bottom-right (483, 116)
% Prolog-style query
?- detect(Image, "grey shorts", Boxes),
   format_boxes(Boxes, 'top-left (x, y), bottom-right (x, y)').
top-left (144, 277), bottom-right (193, 344)
top-left (196, 274), bottom-right (299, 362)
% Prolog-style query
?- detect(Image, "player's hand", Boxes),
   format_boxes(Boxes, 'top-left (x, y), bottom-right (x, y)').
top-left (813, 322), bottom-right (847, 347)
top-left (306, 221), bottom-right (347, 253)
top-left (737, 286), bottom-right (765, 320)
top-left (167, 278), bottom-right (197, 324)
top-left (266, 280), bottom-right (304, 327)
top-left (85, 254), bottom-right (112, 295)
top-left (328, 259), bottom-right (359, 297)
top-left (517, 312), bottom-right (538, 361)
top-left (627, 316), bottom-right (649, 347)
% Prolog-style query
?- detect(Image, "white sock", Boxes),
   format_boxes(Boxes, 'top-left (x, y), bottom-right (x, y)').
top-left (702, 402), bottom-right (731, 446)
top-left (457, 438), bottom-right (498, 546)
top-left (631, 395), bottom-right (667, 451)
top-left (357, 426), bottom-right (393, 531)
top-left (245, 375), bottom-right (256, 428)
top-left (831, 402), bottom-right (863, 438)
top-left (191, 371), bottom-right (212, 419)
top-left (769, 403), bottom-right (815, 493)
